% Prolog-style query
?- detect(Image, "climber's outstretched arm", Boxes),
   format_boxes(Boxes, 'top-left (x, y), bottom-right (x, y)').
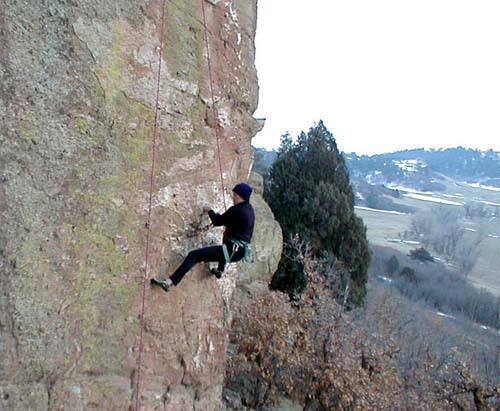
top-left (206, 207), bottom-right (234, 226)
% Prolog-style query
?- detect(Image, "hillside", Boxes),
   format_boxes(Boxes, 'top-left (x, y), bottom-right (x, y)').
top-left (254, 146), bottom-right (500, 189)
top-left (346, 147), bottom-right (500, 191)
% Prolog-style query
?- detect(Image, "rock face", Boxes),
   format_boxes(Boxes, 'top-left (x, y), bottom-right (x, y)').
top-left (235, 172), bottom-right (282, 302)
top-left (0, 1), bottom-right (270, 409)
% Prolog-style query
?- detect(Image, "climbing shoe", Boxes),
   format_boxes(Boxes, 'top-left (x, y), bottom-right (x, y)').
top-left (150, 278), bottom-right (172, 293)
top-left (210, 269), bottom-right (223, 279)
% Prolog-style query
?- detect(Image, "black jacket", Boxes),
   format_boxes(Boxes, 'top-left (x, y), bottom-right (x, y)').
top-left (208, 202), bottom-right (255, 243)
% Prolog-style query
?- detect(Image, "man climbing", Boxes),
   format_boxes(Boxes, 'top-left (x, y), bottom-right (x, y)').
top-left (150, 183), bottom-right (255, 292)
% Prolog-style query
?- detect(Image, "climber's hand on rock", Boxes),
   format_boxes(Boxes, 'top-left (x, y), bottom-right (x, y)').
top-left (202, 205), bottom-right (211, 214)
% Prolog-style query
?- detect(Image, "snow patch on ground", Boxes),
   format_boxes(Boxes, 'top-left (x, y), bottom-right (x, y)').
top-left (442, 193), bottom-right (464, 199)
top-left (386, 184), bottom-right (429, 195)
top-left (355, 206), bottom-right (406, 215)
top-left (480, 200), bottom-right (500, 207)
top-left (465, 182), bottom-right (500, 192)
top-left (436, 312), bottom-right (456, 320)
top-left (402, 240), bottom-right (420, 245)
top-left (377, 275), bottom-right (393, 284)
top-left (386, 238), bottom-right (420, 245)
top-left (393, 159), bottom-right (424, 173)
top-left (366, 171), bottom-right (382, 184)
top-left (403, 193), bottom-right (463, 206)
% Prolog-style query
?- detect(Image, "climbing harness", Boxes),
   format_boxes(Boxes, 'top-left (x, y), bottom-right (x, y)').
top-left (222, 238), bottom-right (253, 265)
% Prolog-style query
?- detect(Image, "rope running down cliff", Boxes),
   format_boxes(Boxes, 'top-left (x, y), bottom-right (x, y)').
top-left (133, 0), bottom-right (167, 409)
top-left (202, 0), bottom-right (228, 211)
top-left (134, 1), bottom-right (229, 409)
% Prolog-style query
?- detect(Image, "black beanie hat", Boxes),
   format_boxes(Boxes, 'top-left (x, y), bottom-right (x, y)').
top-left (232, 183), bottom-right (252, 202)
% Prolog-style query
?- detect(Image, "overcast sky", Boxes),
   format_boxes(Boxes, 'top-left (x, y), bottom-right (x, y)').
top-left (252, 0), bottom-right (500, 155)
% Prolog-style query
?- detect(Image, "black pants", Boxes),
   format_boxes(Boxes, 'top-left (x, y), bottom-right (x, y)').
top-left (169, 242), bottom-right (245, 286)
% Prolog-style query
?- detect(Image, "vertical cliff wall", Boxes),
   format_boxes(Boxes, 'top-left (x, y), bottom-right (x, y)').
top-left (0, 0), bottom-right (265, 409)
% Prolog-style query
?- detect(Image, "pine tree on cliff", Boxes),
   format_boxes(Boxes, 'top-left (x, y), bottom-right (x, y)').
top-left (265, 121), bottom-right (370, 306)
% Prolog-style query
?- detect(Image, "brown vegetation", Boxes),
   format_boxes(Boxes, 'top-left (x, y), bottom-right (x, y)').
top-left (226, 239), bottom-right (498, 410)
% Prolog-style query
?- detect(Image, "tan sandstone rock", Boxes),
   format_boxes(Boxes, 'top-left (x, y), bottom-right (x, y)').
top-left (235, 172), bottom-right (282, 302)
top-left (0, 1), bottom-right (280, 410)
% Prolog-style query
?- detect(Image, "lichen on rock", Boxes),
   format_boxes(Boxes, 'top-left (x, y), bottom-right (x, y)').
top-left (0, 0), bottom-right (278, 410)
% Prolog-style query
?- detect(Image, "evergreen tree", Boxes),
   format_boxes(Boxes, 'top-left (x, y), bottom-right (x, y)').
top-left (265, 121), bottom-right (371, 306)
top-left (385, 255), bottom-right (400, 276)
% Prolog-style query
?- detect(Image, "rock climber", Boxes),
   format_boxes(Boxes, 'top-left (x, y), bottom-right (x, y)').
top-left (150, 182), bottom-right (255, 292)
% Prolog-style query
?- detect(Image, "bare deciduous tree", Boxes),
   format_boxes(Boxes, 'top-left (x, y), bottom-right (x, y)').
top-left (409, 206), bottom-right (484, 273)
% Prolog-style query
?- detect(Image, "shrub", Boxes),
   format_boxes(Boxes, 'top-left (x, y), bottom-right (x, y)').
top-left (409, 247), bottom-right (434, 262)
top-left (365, 191), bottom-right (415, 214)
top-left (269, 239), bottom-right (306, 296)
top-left (226, 241), bottom-right (497, 410)
top-left (372, 246), bottom-right (499, 328)
top-left (227, 241), bottom-right (401, 409)
top-left (400, 266), bottom-right (418, 284)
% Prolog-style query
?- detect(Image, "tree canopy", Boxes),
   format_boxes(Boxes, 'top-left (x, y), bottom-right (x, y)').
top-left (265, 121), bottom-right (371, 306)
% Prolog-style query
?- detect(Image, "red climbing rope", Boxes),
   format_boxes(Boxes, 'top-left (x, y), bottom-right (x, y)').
top-left (134, 0), bottom-right (167, 409)
top-left (134, 1), bottom-right (228, 408)
top-left (202, 0), bottom-right (228, 211)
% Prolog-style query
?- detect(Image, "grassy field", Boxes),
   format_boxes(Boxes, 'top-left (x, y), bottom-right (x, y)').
top-left (356, 178), bottom-right (500, 296)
